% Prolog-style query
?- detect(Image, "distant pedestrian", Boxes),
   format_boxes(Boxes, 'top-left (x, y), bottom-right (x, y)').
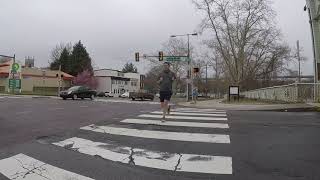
top-left (192, 87), bottom-right (198, 104)
top-left (157, 62), bottom-right (176, 122)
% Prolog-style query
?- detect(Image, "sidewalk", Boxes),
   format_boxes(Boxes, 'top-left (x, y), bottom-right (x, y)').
top-left (178, 99), bottom-right (318, 111)
top-left (0, 93), bottom-right (59, 99)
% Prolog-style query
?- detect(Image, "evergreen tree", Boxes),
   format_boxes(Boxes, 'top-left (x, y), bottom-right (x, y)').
top-left (59, 48), bottom-right (71, 73)
top-left (122, 62), bottom-right (138, 73)
top-left (70, 40), bottom-right (93, 76)
top-left (49, 43), bottom-right (72, 71)
top-left (50, 48), bottom-right (71, 73)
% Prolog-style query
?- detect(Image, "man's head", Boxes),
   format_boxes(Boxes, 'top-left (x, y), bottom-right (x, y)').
top-left (163, 62), bottom-right (170, 71)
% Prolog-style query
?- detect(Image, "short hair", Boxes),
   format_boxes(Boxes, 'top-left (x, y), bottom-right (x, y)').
top-left (164, 62), bottom-right (171, 66)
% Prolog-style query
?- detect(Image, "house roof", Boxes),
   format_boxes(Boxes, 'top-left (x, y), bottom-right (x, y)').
top-left (94, 68), bottom-right (121, 72)
top-left (0, 60), bottom-right (74, 80)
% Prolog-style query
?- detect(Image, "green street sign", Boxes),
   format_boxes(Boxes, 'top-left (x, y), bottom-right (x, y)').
top-left (164, 56), bottom-right (189, 62)
top-left (11, 63), bottom-right (20, 73)
top-left (9, 79), bottom-right (21, 89)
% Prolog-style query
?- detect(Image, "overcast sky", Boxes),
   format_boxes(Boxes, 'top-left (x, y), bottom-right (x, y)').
top-left (0, 0), bottom-right (314, 76)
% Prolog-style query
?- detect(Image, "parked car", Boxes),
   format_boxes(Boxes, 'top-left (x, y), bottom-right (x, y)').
top-left (129, 92), bottom-right (154, 101)
top-left (105, 92), bottom-right (114, 97)
top-left (120, 92), bottom-right (130, 98)
top-left (97, 92), bottom-right (105, 97)
top-left (60, 86), bottom-right (97, 100)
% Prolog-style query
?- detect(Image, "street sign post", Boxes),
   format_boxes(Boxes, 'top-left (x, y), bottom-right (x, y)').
top-left (9, 61), bottom-right (22, 93)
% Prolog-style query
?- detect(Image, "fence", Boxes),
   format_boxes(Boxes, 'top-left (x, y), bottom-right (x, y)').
top-left (242, 83), bottom-right (320, 103)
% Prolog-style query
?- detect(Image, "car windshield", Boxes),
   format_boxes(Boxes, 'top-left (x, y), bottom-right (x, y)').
top-left (68, 86), bottom-right (81, 91)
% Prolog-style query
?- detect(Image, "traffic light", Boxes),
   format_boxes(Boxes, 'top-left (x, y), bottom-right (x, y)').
top-left (135, 52), bottom-right (139, 62)
top-left (159, 51), bottom-right (164, 61)
top-left (56, 74), bottom-right (64, 78)
top-left (193, 67), bottom-right (200, 74)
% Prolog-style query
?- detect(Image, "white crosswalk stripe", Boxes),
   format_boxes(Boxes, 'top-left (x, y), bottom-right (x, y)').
top-left (0, 153), bottom-right (94, 180)
top-left (151, 111), bottom-right (227, 117)
top-left (53, 137), bottom-right (232, 175)
top-left (174, 108), bottom-right (225, 112)
top-left (76, 110), bottom-right (232, 174)
top-left (173, 109), bottom-right (226, 114)
top-left (95, 99), bottom-right (161, 105)
top-left (121, 118), bottom-right (229, 129)
top-left (138, 114), bottom-right (228, 121)
top-left (81, 125), bottom-right (230, 143)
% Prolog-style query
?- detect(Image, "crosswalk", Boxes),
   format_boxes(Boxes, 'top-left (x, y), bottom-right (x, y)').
top-left (0, 107), bottom-right (232, 179)
top-left (95, 98), bottom-right (162, 105)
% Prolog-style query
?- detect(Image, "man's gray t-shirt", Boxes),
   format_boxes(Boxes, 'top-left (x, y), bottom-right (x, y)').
top-left (159, 70), bottom-right (176, 92)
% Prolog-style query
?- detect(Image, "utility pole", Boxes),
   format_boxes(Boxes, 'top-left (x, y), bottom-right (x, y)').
top-left (187, 35), bottom-right (191, 102)
top-left (205, 64), bottom-right (208, 97)
top-left (58, 64), bottom-right (62, 96)
top-left (305, 3), bottom-right (319, 102)
top-left (170, 33), bottom-right (198, 101)
top-left (297, 40), bottom-right (301, 83)
top-left (12, 54), bottom-right (16, 94)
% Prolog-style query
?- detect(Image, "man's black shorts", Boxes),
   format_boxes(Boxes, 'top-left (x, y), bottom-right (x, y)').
top-left (159, 91), bottom-right (172, 102)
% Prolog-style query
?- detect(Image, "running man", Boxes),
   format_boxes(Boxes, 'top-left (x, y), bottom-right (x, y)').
top-left (157, 62), bottom-right (176, 122)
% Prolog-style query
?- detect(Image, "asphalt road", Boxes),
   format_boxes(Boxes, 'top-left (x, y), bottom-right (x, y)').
top-left (0, 97), bottom-right (319, 180)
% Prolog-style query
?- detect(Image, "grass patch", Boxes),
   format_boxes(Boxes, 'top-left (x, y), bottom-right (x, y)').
top-left (221, 98), bottom-right (294, 105)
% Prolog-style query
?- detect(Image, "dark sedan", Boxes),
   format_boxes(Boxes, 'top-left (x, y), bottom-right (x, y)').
top-left (60, 86), bottom-right (97, 100)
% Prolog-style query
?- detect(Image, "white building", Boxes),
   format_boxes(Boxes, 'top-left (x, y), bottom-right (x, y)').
top-left (94, 69), bottom-right (144, 97)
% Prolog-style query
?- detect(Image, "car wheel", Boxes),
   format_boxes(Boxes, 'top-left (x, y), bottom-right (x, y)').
top-left (90, 94), bottom-right (95, 100)
top-left (81, 97), bottom-right (84, 100)
top-left (72, 94), bottom-right (77, 100)
top-left (131, 98), bottom-right (135, 101)
top-left (63, 97), bottom-right (67, 100)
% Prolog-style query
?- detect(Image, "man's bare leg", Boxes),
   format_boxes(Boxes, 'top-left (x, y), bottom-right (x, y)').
top-left (162, 100), bottom-right (169, 122)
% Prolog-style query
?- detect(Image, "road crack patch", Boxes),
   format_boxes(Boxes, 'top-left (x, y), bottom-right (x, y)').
top-left (128, 147), bottom-right (135, 165)
top-left (174, 153), bottom-right (182, 172)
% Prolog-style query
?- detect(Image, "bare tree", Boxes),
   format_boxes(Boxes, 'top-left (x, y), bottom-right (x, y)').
top-left (144, 38), bottom-right (193, 94)
top-left (49, 42), bottom-right (72, 64)
top-left (193, 0), bottom-right (291, 89)
top-left (162, 38), bottom-right (193, 93)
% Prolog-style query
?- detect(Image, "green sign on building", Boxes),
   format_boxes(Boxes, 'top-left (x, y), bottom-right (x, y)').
top-left (9, 79), bottom-right (21, 89)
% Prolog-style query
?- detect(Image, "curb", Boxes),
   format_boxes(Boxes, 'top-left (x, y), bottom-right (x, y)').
top-left (177, 102), bottom-right (318, 112)
top-left (32, 96), bottom-right (58, 99)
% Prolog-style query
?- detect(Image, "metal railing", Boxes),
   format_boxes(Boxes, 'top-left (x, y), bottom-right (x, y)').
top-left (242, 83), bottom-right (320, 103)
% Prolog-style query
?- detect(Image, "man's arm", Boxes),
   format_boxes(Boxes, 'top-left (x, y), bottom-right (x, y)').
top-left (172, 72), bottom-right (177, 81)
top-left (157, 73), bottom-right (163, 84)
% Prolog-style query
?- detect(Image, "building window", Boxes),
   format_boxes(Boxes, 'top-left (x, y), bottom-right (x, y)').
top-left (125, 81), bottom-right (128, 85)
top-left (114, 89), bottom-right (116, 93)
top-left (131, 82), bottom-right (137, 86)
